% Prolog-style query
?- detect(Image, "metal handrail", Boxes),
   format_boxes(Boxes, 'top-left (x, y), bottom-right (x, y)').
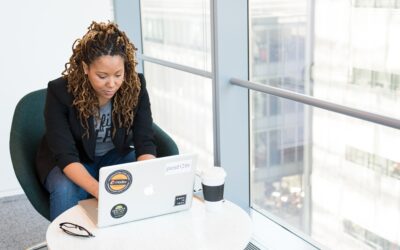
top-left (230, 78), bottom-right (400, 130)
top-left (140, 55), bottom-right (213, 79)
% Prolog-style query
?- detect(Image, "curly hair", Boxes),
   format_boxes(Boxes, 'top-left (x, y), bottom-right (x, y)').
top-left (62, 21), bottom-right (140, 138)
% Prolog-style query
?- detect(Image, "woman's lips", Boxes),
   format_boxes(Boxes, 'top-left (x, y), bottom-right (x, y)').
top-left (104, 90), bottom-right (115, 97)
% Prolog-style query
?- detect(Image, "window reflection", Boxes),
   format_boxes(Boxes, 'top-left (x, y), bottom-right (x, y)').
top-left (265, 176), bottom-right (304, 215)
top-left (141, 0), bottom-right (211, 71)
top-left (140, 0), bottom-right (213, 177)
top-left (346, 146), bottom-right (400, 180)
top-left (144, 62), bottom-right (214, 171)
top-left (343, 220), bottom-right (400, 250)
top-left (250, 0), bottom-right (400, 249)
top-left (250, 0), bottom-right (307, 232)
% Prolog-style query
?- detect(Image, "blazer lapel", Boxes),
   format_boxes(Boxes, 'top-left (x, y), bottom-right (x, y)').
top-left (82, 116), bottom-right (96, 161)
top-left (112, 115), bottom-right (127, 152)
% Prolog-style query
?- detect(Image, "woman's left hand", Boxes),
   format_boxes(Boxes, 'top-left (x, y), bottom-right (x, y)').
top-left (137, 154), bottom-right (156, 161)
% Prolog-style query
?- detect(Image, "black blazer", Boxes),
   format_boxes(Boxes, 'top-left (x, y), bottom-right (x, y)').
top-left (36, 74), bottom-right (156, 184)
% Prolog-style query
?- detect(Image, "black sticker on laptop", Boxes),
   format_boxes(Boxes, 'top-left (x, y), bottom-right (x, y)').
top-left (105, 170), bottom-right (132, 194)
top-left (174, 194), bottom-right (187, 206)
top-left (110, 204), bottom-right (128, 219)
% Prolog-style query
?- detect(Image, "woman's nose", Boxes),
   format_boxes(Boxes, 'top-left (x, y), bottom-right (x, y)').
top-left (107, 79), bottom-right (116, 88)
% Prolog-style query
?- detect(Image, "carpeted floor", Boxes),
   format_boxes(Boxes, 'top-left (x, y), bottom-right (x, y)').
top-left (0, 194), bottom-right (49, 250)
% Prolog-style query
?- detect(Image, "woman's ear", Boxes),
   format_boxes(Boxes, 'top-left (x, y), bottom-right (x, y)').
top-left (82, 61), bottom-right (89, 74)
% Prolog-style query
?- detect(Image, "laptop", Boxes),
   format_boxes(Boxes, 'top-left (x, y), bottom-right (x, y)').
top-left (79, 153), bottom-right (197, 228)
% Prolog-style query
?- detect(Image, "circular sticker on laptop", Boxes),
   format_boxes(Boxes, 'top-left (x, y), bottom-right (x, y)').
top-left (110, 204), bottom-right (128, 219)
top-left (105, 170), bottom-right (132, 194)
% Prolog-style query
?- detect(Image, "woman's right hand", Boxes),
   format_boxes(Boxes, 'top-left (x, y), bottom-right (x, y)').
top-left (63, 162), bottom-right (99, 199)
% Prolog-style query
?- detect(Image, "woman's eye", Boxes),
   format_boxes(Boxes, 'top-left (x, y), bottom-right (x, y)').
top-left (98, 75), bottom-right (107, 79)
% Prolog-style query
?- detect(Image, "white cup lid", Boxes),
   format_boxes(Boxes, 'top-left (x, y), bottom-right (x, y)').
top-left (201, 167), bottom-right (226, 181)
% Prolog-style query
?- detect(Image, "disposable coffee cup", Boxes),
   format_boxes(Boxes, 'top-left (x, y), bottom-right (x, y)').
top-left (201, 167), bottom-right (226, 212)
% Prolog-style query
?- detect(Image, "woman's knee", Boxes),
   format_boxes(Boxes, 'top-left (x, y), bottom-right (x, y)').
top-left (45, 167), bottom-right (87, 199)
top-left (52, 178), bottom-right (80, 197)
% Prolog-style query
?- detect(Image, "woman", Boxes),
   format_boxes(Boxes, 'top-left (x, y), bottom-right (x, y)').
top-left (36, 21), bottom-right (156, 221)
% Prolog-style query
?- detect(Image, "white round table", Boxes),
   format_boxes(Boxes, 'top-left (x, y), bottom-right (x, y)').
top-left (46, 198), bottom-right (252, 250)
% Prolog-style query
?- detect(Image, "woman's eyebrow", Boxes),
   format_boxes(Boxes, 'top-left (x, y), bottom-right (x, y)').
top-left (96, 69), bottom-right (124, 74)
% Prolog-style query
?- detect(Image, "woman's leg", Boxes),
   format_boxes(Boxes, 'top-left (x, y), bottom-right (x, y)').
top-left (44, 166), bottom-right (90, 221)
top-left (44, 150), bottom-right (136, 220)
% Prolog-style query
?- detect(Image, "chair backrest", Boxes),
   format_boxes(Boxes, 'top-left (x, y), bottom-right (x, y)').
top-left (10, 89), bottom-right (50, 220)
top-left (10, 88), bottom-right (179, 221)
top-left (152, 123), bottom-right (179, 157)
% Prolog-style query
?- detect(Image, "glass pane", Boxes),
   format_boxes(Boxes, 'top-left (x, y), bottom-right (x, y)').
top-left (376, 0), bottom-right (396, 8)
top-left (250, 0), bottom-right (307, 93)
top-left (354, 0), bottom-right (376, 8)
top-left (250, 93), bottom-right (400, 250)
top-left (144, 62), bottom-right (214, 172)
top-left (250, 0), bottom-right (400, 119)
top-left (314, 0), bottom-right (400, 119)
top-left (250, 0), bottom-right (400, 249)
top-left (141, 0), bottom-right (211, 72)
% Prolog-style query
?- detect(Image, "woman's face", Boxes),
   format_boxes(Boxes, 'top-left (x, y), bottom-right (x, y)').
top-left (83, 55), bottom-right (125, 106)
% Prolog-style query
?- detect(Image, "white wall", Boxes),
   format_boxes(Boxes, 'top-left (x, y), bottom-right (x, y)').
top-left (0, 0), bottom-right (114, 197)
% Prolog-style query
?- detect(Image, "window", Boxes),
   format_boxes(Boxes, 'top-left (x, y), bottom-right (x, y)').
top-left (141, 0), bottom-right (211, 71)
top-left (343, 219), bottom-right (400, 249)
top-left (139, 0), bottom-right (213, 172)
top-left (144, 62), bottom-right (214, 170)
top-left (249, 0), bottom-right (400, 249)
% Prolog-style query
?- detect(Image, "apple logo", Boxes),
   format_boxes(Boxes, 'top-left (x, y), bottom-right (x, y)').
top-left (144, 185), bottom-right (155, 196)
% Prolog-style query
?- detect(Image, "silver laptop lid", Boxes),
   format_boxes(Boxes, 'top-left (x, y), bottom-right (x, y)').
top-left (95, 153), bottom-right (197, 227)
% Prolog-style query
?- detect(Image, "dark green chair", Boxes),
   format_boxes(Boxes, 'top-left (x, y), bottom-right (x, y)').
top-left (9, 88), bottom-right (179, 221)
